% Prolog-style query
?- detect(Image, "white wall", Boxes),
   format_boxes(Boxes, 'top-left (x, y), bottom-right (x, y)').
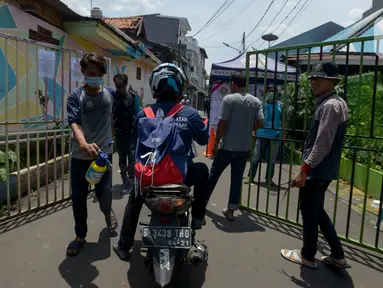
top-left (124, 60), bottom-right (155, 106)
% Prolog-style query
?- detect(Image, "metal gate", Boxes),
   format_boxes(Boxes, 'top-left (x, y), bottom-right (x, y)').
top-left (241, 35), bottom-right (383, 253)
top-left (0, 31), bottom-right (111, 222)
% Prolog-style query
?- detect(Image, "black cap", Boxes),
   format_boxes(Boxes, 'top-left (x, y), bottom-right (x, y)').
top-left (308, 62), bottom-right (340, 80)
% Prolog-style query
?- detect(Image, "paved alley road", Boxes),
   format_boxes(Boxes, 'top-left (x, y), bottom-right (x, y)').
top-left (0, 148), bottom-right (382, 288)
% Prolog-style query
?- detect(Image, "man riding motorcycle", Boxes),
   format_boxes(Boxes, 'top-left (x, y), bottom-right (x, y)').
top-left (113, 63), bottom-right (209, 261)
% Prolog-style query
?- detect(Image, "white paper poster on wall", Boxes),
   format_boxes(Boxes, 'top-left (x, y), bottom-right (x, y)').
top-left (70, 56), bottom-right (84, 82)
top-left (38, 49), bottom-right (56, 79)
top-left (209, 81), bottom-right (230, 127)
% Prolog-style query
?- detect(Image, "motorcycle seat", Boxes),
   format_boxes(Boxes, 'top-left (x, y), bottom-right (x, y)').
top-left (141, 183), bottom-right (191, 194)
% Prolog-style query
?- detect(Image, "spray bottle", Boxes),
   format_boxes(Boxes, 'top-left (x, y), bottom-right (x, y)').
top-left (85, 151), bottom-right (112, 185)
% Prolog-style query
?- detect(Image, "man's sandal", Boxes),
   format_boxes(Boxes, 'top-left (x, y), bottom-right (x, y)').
top-left (105, 210), bottom-right (118, 233)
top-left (321, 255), bottom-right (351, 269)
top-left (66, 240), bottom-right (86, 257)
top-left (281, 249), bottom-right (318, 269)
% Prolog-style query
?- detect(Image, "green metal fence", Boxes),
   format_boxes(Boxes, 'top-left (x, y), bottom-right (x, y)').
top-left (241, 35), bottom-right (383, 253)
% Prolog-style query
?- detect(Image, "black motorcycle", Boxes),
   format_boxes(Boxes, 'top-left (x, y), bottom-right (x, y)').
top-left (139, 184), bottom-right (207, 288)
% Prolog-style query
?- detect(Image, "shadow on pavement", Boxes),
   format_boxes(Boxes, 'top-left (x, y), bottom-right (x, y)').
top-left (112, 184), bottom-right (124, 200)
top-left (58, 228), bottom-right (111, 288)
top-left (277, 265), bottom-right (355, 288)
top-left (127, 241), bottom-right (207, 288)
top-left (244, 211), bottom-right (383, 273)
top-left (0, 200), bottom-right (72, 235)
top-left (126, 242), bottom-right (153, 287)
top-left (205, 209), bottom-right (266, 233)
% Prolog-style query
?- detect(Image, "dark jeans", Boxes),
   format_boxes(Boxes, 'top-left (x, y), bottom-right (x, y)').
top-left (205, 149), bottom-right (248, 210)
top-left (70, 155), bottom-right (113, 239)
top-left (248, 138), bottom-right (279, 181)
top-left (300, 179), bottom-right (345, 262)
top-left (118, 162), bottom-right (209, 251)
top-left (204, 105), bottom-right (209, 115)
top-left (115, 129), bottom-right (136, 180)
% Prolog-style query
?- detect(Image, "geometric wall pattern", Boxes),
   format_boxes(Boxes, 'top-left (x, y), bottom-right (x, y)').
top-left (0, 1), bottom-right (152, 133)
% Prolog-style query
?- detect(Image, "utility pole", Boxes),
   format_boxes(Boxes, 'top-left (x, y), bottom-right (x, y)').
top-left (90, 0), bottom-right (93, 9)
top-left (242, 31), bottom-right (245, 52)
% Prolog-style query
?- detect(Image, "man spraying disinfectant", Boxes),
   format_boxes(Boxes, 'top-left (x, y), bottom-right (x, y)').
top-left (66, 53), bottom-right (118, 257)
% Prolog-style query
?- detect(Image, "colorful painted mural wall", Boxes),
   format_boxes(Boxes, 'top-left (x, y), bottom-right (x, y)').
top-left (0, 1), bottom-right (153, 134)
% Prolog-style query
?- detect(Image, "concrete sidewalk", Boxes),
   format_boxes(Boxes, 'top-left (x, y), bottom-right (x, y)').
top-left (0, 151), bottom-right (383, 288)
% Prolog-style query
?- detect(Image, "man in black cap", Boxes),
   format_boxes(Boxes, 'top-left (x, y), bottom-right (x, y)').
top-left (281, 62), bottom-right (351, 269)
top-left (113, 74), bottom-right (141, 194)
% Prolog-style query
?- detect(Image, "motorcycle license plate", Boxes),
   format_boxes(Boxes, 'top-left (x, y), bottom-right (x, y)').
top-left (141, 226), bottom-right (192, 249)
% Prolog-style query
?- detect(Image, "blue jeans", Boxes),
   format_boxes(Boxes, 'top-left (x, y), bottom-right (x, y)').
top-left (205, 149), bottom-right (248, 210)
top-left (248, 138), bottom-right (279, 181)
top-left (70, 155), bottom-right (113, 238)
top-left (115, 129), bottom-right (136, 180)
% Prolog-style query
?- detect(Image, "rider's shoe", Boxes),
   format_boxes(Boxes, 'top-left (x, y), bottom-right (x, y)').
top-left (113, 244), bottom-right (132, 262)
top-left (187, 242), bottom-right (208, 265)
top-left (222, 208), bottom-right (235, 221)
top-left (121, 178), bottom-right (133, 195)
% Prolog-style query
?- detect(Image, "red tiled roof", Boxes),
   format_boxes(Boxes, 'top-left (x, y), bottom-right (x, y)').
top-left (103, 17), bottom-right (143, 30)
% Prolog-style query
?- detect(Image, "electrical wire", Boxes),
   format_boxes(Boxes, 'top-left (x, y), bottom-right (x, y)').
top-left (192, 0), bottom-right (230, 37)
top-left (202, 0), bottom-right (237, 34)
top-left (270, 0), bottom-right (304, 35)
top-left (254, 0), bottom-right (306, 49)
top-left (192, 0), bottom-right (236, 37)
top-left (203, 0), bottom-right (258, 41)
top-left (271, 0), bottom-right (311, 45)
top-left (230, 0), bottom-right (276, 44)
top-left (204, 45), bottom-right (227, 49)
top-left (293, 0), bottom-right (312, 22)
top-left (246, 0), bottom-right (289, 49)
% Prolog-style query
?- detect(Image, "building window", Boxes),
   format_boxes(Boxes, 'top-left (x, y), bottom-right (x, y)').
top-left (136, 67), bottom-right (142, 80)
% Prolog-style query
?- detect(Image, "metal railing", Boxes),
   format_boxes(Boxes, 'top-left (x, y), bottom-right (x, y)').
top-left (0, 32), bottom-right (111, 221)
top-left (242, 34), bottom-right (383, 253)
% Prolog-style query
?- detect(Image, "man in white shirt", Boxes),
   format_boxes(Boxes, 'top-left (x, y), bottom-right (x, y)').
top-left (181, 94), bottom-right (191, 106)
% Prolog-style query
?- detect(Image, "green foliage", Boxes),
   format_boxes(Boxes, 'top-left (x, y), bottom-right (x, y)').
top-left (342, 72), bottom-right (383, 170)
top-left (0, 150), bottom-right (18, 182)
top-left (287, 72), bottom-right (383, 170)
top-left (286, 73), bottom-right (315, 151)
top-left (286, 73), bottom-right (314, 130)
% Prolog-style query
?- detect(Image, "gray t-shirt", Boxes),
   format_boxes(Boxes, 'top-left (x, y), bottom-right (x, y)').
top-left (219, 93), bottom-right (264, 152)
top-left (67, 86), bottom-right (115, 160)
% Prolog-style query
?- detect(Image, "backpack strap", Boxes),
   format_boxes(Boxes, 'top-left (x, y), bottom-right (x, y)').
top-left (143, 107), bottom-right (156, 118)
top-left (166, 103), bottom-right (184, 118)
